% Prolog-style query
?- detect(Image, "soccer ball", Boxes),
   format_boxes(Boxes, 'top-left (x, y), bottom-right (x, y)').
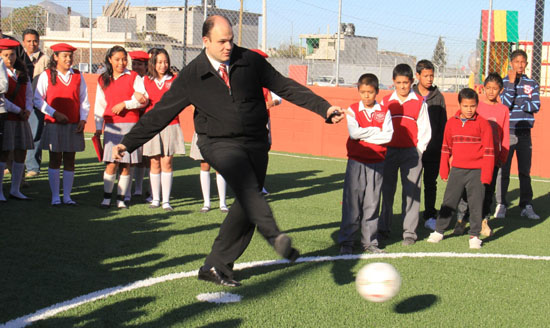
top-left (356, 262), bottom-right (401, 302)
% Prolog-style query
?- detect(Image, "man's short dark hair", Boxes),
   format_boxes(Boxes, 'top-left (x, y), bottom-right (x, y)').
top-left (416, 59), bottom-right (435, 74)
top-left (458, 87), bottom-right (479, 104)
top-left (357, 73), bottom-right (379, 93)
top-left (202, 15), bottom-right (232, 38)
top-left (510, 49), bottom-right (528, 61)
top-left (484, 72), bottom-right (503, 89)
top-left (22, 29), bottom-right (39, 40)
top-left (392, 63), bottom-right (413, 81)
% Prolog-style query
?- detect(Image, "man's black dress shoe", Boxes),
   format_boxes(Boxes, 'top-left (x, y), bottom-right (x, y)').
top-left (198, 267), bottom-right (241, 287)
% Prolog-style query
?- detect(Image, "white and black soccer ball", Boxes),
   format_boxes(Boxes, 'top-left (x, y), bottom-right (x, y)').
top-left (356, 262), bottom-right (401, 302)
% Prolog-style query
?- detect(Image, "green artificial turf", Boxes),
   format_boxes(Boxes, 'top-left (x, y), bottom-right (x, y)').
top-left (1, 139), bottom-right (549, 327)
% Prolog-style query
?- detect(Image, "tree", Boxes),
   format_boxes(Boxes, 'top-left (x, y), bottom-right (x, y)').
top-left (432, 36), bottom-right (447, 69)
top-left (1, 6), bottom-right (47, 37)
top-left (272, 43), bottom-right (305, 58)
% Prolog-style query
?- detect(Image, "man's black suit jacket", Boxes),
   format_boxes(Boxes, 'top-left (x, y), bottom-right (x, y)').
top-left (122, 46), bottom-right (331, 153)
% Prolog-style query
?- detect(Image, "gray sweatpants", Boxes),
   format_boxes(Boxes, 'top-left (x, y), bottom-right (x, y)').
top-left (436, 167), bottom-right (484, 237)
top-left (338, 159), bottom-right (384, 248)
top-left (379, 147), bottom-right (423, 240)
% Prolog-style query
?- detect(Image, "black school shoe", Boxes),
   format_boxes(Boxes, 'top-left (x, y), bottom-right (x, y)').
top-left (198, 267), bottom-right (241, 287)
top-left (274, 234), bottom-right (300, 263)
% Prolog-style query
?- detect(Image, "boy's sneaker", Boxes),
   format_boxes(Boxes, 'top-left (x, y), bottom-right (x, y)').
top-left (363, 245), bottom-right (385, 254)
top-left (520, 204), bottom-right (540, 220)
top-left (453, 220), bottom-right (467, 235)
top-left (469, 236), bottom-right (482, 249)
top-left (480, 218), bottom-right (493, 237)
top-left (427, 231), bottom-right (444, 243)
top-left (424, 218), bottom-right (436, 231)
top-left (494, 204), bottom-right (506, 219)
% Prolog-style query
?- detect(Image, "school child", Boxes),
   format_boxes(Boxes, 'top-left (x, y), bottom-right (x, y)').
top-left (94, 46), bottom-right (147, 209)
top-left (338, 73), bottom-right (393, 255)
top-left (139, 48), bottom-right (185, 211)
top-left (189, 130), bottom-right (228, 213)
top-left (0, 39), bottom-right (34, 201)
top-left (454, 73), bottom-right (510, 237)
top-left (379, 63), bottom-right (431, 246)
top-left (427, 88), bottom-right (494, 249)
top-left (126, 50), bottom-right (150, 202)
top-left (495, 49), bottom-right (540, 220)
top-left (34, 43), bottom-right (90, 205)
top-left (412, 60), bottom-right (447, 231)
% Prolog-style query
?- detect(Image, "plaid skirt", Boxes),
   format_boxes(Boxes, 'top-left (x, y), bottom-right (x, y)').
top-left (189, 132), bottom-right (204, 161)
top-left (143, 124), bottom-right (186, 157)
top-left (2, 120), bottom-right (34, 151)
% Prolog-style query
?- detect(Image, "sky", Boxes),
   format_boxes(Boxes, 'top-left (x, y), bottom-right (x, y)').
top-left (2, 0), bottom-right (549, 68)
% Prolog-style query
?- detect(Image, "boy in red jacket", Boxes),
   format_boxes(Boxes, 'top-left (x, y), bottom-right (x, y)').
top-left (427, 88), bottom-right (494, 249)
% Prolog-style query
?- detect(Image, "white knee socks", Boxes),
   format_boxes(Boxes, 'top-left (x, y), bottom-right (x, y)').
top-left (161, 171), bottom-right (173, 209)
top-left (200, 170), bottom-right (210, 208)
top-left (63, 170), bottom-right (75, 204)
top-left (48, 168), bottom-right (61, 204)
top-left (149, 173), bottom-right (161, 207)
top-left (117, 174), bottom-right (131, 208)
top-left (102, 172), bottom-right (116, 206)
top-left (10, 162), bottom-right (28, 199)
top-left (216, 173), bottom-right (227, 208)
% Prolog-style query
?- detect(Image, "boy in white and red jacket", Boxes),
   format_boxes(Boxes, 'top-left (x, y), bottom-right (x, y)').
top-left (427, 88), bottom-right (494, 249)
top-left (338, 73), bottom-right (393, 255)
top-left (379, 64), bottom-right (431, 246)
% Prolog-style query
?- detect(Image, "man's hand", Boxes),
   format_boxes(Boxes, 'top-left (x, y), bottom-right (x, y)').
top-left (19, 109), bottom-right (31, 120)
top-left (53, 111), bottom-right (69, 124)
top-left (112, 102), bottom-right (126, 115)
top-left (94, 129), bottom-right (102, 137)
top-left (112, 144), bottom-right (127, 161)
top-left (326, 106), bottom-right (345, 124)
top-left (75, 120), bottom-right (86, 133)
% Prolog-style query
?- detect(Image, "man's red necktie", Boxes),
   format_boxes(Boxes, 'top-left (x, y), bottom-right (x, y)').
top-left (219, 63), bottom-right (230, 88)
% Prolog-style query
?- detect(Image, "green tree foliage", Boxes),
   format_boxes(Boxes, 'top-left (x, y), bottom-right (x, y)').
top-left (1, 6), bottom-right (46, 37)
top-left (432, 36), bottom-right (447, 69)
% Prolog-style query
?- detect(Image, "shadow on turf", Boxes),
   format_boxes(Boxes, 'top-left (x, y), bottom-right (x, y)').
top-left (263, 170), bottom-right (345, 201)
top-left (394, 294), bottom-right (439, 313)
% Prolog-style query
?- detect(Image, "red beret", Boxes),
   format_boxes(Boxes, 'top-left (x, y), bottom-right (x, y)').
top-left (129, 51), bottom-right (149, 62)
top-left (51, 43), bottom-right (77, 52)
top-left (0, 38), bottom-right (20, 50)
top-left (250, 49), bottom-right (269, 58)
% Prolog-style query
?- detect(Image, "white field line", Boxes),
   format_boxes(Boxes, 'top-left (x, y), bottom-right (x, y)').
top-left (3, 252), bottom-right (550, 328)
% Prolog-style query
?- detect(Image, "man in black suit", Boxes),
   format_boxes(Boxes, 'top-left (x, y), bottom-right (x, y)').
top-left (113, 15), bottom-right (344, 287)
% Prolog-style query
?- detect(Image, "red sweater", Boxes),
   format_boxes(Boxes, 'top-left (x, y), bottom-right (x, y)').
top-left (6, 76), bottom-right (27, 122)
top-left (381, 93), bottom-right (423, 148)
top-left (99, 71), bottom-right (141, 124)
top-left (144, 75), bottom-right (179, 126)
top-left (476, 101), bottom-right (510, 166)
top-left (44, 69), bottom-right (82, 124)
top-left (440, 110), bottom-right (495, 184)
top-left (346, 102), bottom-right (388, 164)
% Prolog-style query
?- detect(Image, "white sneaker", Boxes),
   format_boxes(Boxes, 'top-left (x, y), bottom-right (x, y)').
top-left (469, 236), bottom-right (482, 249)
top-left (427, 231), bottom-right (444, 243)
top-left (521, 204), bottom-right (540, 220)
top-left (424, 218), bottom-right (436, 231)
top-left (494, 204), bottom-right (507, 219)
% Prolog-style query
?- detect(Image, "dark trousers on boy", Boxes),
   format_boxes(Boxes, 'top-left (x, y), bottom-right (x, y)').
top-left (422, 159), bottom-right (440, 220)
top-left (457, 166), bottom-right (499, 220)
top-left (380, 147), bottom-right (423, 241)
top-left (338, 159), bottom-right (384, 249)
top-left (496, 130), bottom-right (533, 208)
top-left (436, 168), bottom-right (484, 237)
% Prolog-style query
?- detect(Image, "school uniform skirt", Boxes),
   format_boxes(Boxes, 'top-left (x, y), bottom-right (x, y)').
top-left (103, 122), bottom-right (142, 164)
top-left (2, 120), bottom-right (35, 151)
top-left (143, 124), bottom-right (186, 157)
top-left (189, 132), bottom-right (203, 161)
top-left (40, 122), bottom-right (85, 152)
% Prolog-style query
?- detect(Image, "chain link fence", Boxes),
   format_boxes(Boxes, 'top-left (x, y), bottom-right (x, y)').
top-left (0, 0), bottom-right (546, 94)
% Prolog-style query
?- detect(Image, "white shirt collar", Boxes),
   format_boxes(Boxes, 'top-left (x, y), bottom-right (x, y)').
top-left (113, 68), bottom-right (132, 80)
top-left (205, 52), bottom-right (229, 74)
top-left (27, 51), bottom-right (41, 61)
top-left (389, 90), bottom-right (419, 105)
top-left (6, 67), bottom-right (17, 79)
top-left (358, 101), bottom-right (381, 112)
top-left (57, 68), bottom-right (75, 80)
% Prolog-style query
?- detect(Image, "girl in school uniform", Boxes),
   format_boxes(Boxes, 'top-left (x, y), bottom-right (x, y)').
top-left (94, 45), bottom-right (146, 209)
top-left (34, 43), bottom-right (90, 205)
top-left (0, 39), bottom-right (33, 202)
top-left (140, 48), bottom-right (185, 211)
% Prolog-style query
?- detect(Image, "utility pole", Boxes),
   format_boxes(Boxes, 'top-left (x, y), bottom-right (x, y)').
top-left (262, 0), bottom-right (266, 51)
top-left (182, 0), bottom-right (188, 67)
top-left (89, 0), bottom-right (93, 72)
top-left (335, 0), bottom-right (342, 87)
top-left (238, 0), bottom-right (243, 46)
